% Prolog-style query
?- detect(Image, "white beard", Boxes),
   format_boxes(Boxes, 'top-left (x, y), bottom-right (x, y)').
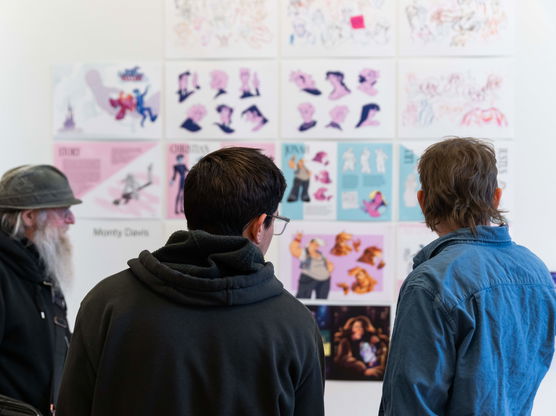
top-left (32, 218), bottom-right (74, 291)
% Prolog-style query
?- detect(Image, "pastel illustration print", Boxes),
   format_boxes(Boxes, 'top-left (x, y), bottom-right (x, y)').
top-left (362, 190), bottom-right (387, 218)
top-left (326, 71), bottom-right (351, 100)
top-left (358, 69), bottom-right (380, 96)
top-left (241, 105), bottom-right (268, 132)
top-left (181, 104), bottom-right (207, 132)
top-left (342, 148), bottom-right (356, 172)
top-left (355, 103), bottom-right (381, 128)
top-left (239, 68), bottom-right (261, 99)
top-left (177, 71), bottom-right (200, 103)
top-left (210, 70), bottom-right (229, 99)
top-left (360, 148), bottom-right (372, 174)
top-left (287, 156), bottom-right (311, 203)
top-left (326, 105), bottom-right (349, 131)
top-left (290, 70), bottom-right (322, 96)
top-left (132, 86), bottom-right (158, 127)
top-left (214, 104), bottom-right (235, 134)
top-left (113, 164), bottom-right (153, 206)
top-left (169, 154), bottom-right (189, 215)
top-left (298, 102), bottom-right (317, 132)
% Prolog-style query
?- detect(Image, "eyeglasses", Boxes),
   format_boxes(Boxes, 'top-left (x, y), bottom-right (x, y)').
top-left (269, 214), bottom-right (290, 236)
top-left (49, 207), bottom-right (73, 221)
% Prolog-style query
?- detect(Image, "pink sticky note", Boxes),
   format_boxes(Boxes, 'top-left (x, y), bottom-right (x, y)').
top-left (350, 15), bottom-right (365, 29)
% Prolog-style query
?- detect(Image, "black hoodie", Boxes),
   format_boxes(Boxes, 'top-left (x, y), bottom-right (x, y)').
top-left (57, 230), bottom-right (325, 416)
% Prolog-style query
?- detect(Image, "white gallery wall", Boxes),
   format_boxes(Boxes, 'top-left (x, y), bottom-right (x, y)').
top-left (0, 1), bottom-right (554, 415)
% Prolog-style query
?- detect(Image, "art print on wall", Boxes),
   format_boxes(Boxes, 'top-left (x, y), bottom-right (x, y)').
top-left (282, 0), bottom-right (395, 57)
top-left (399, 0), bottom-right (515, 56)
top-left (166, 0), bottom-right (278, 58)
top-left (280, 222), bottom-right (392, 302)
top-left (166, 61), bottom-right (278, 139)
top-left (54, 141), bottom-right (162, 219)
top-left (398, 141), bottom-right (432, 222)
top-left (282, 60), bottom-right (395, 139)
top-left (53, 63), bottom-right (162, 139)
top-left (398, 59), bottom-right (514, 138)
top-left (308, 304), bottom-right (391, 381)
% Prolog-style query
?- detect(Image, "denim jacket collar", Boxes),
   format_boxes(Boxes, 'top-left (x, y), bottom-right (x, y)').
top-left (414, 225), bottom-right (512, 269)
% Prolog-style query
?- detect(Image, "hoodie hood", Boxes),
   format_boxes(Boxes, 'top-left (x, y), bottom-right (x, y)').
top-left (128, 230), bottom-right (283, 306)
top-left (0, 230), bottom-right (43, 283)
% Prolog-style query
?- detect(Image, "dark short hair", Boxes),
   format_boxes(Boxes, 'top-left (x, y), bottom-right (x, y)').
top-left (418, 137), bottom-right (505, 234)
top-left (183, 147), bottom-right (286, 235)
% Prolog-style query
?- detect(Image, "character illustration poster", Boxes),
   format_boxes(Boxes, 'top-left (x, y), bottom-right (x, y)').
top-left (282, 60), bottom-right (395, 139)
top-left (337, 142), bottom-right (392, 222)
top-left (399, 0), bottom-right (515, 56)
top-left (281, 142), bottom-right (337, 221)
top-left (280, 222), bottom-right (392, 302)
top-left (281, 0), bottom-right (395, 57)
top-left (166, 61), bottom-right (278, 139)
top-left (166, 0), bottom-right (278, 58)
top-left (493, 140), bottom-right (514, 218)
top-left (308, 304), bottom-right (390, 381)
top-left (398, 141), bottom-right (432, 222)
top-left (54, 141), bottom-right (162, 219)
top-left (53, 63), bottom-right (162, 139)
top-left (398, 58), bottom-right (514, 138)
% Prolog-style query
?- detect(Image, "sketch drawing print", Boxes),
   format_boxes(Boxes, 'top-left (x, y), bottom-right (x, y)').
top-left (360, 148), bottom-right (372, 174)
top-left (241, 105), bottom-right (268, 132)
top-left (356, 103), bottom-right (381, 128)
top-left (239, 68), bottom-right (260, 99)
top-left (214, 104), bottom-right (235, 134)
top-left (177, 71), bottom-right (200, 102)
top-left (342, 148), bottom-right (356, 172)
top-left (298, 102), bottom-right (317, 132)
top-left (326, 106), bottom-right (349, 131)
top-left (210, 70), bottom-right (228, 99)
top-left (358, 69), bottom-right (380, 96)
top-left (362, 191), bottom-right (387, 218)
top-left (290, 70), bottom-right (322, 96)
top-left (326, 71), bottom-right (351, 100)
top-left (113, 164), bottom-right (153, 206)
top-left (181, 104), bottom-right (207, 132)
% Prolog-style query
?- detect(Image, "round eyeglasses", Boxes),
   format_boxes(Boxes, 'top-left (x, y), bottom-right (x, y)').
top-left (269, 214), bottom-right (290, 236)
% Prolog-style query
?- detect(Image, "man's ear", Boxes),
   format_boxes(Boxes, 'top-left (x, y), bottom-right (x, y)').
top-left (21, 209), bottom-right (38, 228)
top-left (417, 190), bottom-right (425, 212)
top-left (242, 214), bottom-right (267, 245)
top-left (492, 187), bottom-right (503, 209)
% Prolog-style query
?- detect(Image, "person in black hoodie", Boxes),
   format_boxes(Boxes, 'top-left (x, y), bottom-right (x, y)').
top-left (0, 165), bottom-right (81, 416)
top-left (57, 147), bottom-right (325, 416)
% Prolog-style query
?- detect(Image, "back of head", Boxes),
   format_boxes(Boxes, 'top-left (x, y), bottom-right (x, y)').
top-left (183, 147), bottom-right (286, 235)
top-left (418, 137), bottom-right (505, 234)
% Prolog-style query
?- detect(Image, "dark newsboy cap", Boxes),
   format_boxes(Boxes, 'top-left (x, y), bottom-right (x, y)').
top-left (0, 165), bottom-right (82, 209)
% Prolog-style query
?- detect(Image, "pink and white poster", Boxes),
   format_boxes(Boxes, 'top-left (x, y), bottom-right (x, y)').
top-left (280, 222), bottom-right (393, 302)
top-left (54, 141), bottom-right (162, 219)
top-left (53, 63), bottom-right (162, 139)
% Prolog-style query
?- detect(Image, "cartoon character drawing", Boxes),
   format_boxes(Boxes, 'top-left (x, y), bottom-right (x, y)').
top-left (241, 105), bottom-right (268, 132)
top-left (312, 151), bottom-right (329, 165)
top-left (362, 191), bottom-right (387, 218)
top-left (177, 71), bottom-right (200, 103)
top-left (313, 187), bottom-right (333, 201)
top-left (360, 148), bottom-right (372, 174)
top-left (290, 70), bottom-right (321, 96)
top-left (355, 103), bottom-right (381, 128)
top-left (358, 69), bottom-right (380, 96)
top-left (326, 71), bottom-right (351, 100)
top-left (169, 154), bottom-right (189, 215)
top-left (239, 68), bottom-right (260, 99)
top-left (181, 104), bottom-right (207, 132)
top-left (404, 172), bottom-right (419, 207)
top-left (214, 104), bottom-right (235, 134)
top-left (314, 170), bottom-right (332, 184)
top-left (210, 70), bottom-right (229, 99)
top-left (62, 103), bottom-right (76, 131)
top-left (113, 164), bottom-right (153, 206)
top-left (337, 266), bottom-right (378, 295)
top-left (286, 156), bottom-right (311, 203)
top-left (357, 245), bottom-right (385, 269)
top-left (290, 234), bottom-right (334, 300)
top-left (326, 105), bottom-right (349, 131)
top-left (298, 102), bottom-right (317, 132)
top-left (132, 86), bottom-right (158, 127)
top-left (375, 148), bottom-right (388, 173)
top-left (330, 231), bottom-right (358, 256)
top-left (342, 148), bottom-right (356, 172)
top-left (109, 91), bottom-right (135, 120)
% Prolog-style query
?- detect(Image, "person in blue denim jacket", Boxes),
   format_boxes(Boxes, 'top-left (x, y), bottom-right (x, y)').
top-left (380, 137), bottom-right (556, 415)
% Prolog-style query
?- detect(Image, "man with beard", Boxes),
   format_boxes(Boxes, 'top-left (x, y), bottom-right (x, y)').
top-left (0, 165), bottom-right (80, 416)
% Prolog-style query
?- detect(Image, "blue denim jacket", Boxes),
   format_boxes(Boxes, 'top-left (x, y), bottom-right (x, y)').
top-left (380, 226), bottom-right (556, 415)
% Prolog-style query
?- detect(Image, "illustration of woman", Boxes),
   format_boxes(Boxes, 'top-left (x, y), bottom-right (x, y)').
top-left (326, 71), bottom-right (351, 100)
top-left (355, 103), bottom-right (381, 128)
top-left (333, 315), bottom-right (388, 380)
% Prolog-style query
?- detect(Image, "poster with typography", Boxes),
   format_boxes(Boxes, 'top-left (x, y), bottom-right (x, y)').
top-left (399, 0), bottom-right (516, 56)
top-left (280, 222), bottom-right (392, 302)
top-left (395, 223), bottom-right (437, 295)
top-left (165, 0), bottom-right (278, 58)
top-left (54, 141), bottom-right (162, 219)
top-left (493, 140), bottom-right (514, 218)
top-left (281, 142), bottom-right (338, 221)
top-left (398, 141), bottom-right (433, 221)
top-left (166, 61), bottom-right (278, 139)
top-left (337, 142), bottom-right (392, 222)
top-left (282, 60), bottom-right (395, 139)
top-left (307, 304), bottom-right (391, 381)
top-left (53, 63), bottom-right (162, 139)
top-left (67, 219), bottom-right (164, 324)
top-left (282, 0), bottom-right (395, 57)
top-left (398, 59), bottom-right (514, 138)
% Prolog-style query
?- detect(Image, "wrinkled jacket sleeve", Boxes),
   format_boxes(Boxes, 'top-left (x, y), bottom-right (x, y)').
top-left (294, 323), bottom-right (325, 416)
top-left (380, 285), bottom-right (456, 415)
top-left (56, 308), bottom-right (96, 416)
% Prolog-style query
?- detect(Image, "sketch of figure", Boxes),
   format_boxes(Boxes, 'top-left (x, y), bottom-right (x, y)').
top-left (314, 187), bottom-right (333, 201)
top-left (241, 105), bottom-right (268, 131)
top-left (177, 71), bottom-right (200, 103)
top-left (461, 107), bottom-right (508, 127)
top-left (290, 70), bottom-right (321, 96)
top-left (113, 164), bottom-right (153, 206)
top-left (326, 105), bottom-right (349, 131)
top-left (239, 68), bottom-right (260, 99)
top-left (62, 103), bottom-right (76, 131)
top-left (404, 173), bottom-right (418, 207)
top-left (214, 104), bottom-right (235, 134)
top-left (375, 148), bottom-right (388, 173)
top-left (362, 190), bottom-right (387, 218)
top-left (312, 151), bottom-right (329, 166)
top-left (210, 70), bottom-right (229, 99)
top-left (109, 91), bottom-right (135, 120)
top-left (326, 71), bottom-right (351, 100)
top-left (314, 170), bottom-right (332, 184)
top-left (287, 156), bottom-right (311, 203)
top-left (355, 103), bottom-right (381, 128)
top-left (358, 69), bottom-right (380, 96)
top-left (298, 102), bottom-right (317, 132)
top-left (360, 148), bottom-right (372, 174)
top-left (342, 148), bottom-right (356, 172)
top-left (169, 154), bottom-right (189, 215)
top-left (181, 104), bottom-right (207, 132)
top-left (132, 86), bottom-right (158, 127)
